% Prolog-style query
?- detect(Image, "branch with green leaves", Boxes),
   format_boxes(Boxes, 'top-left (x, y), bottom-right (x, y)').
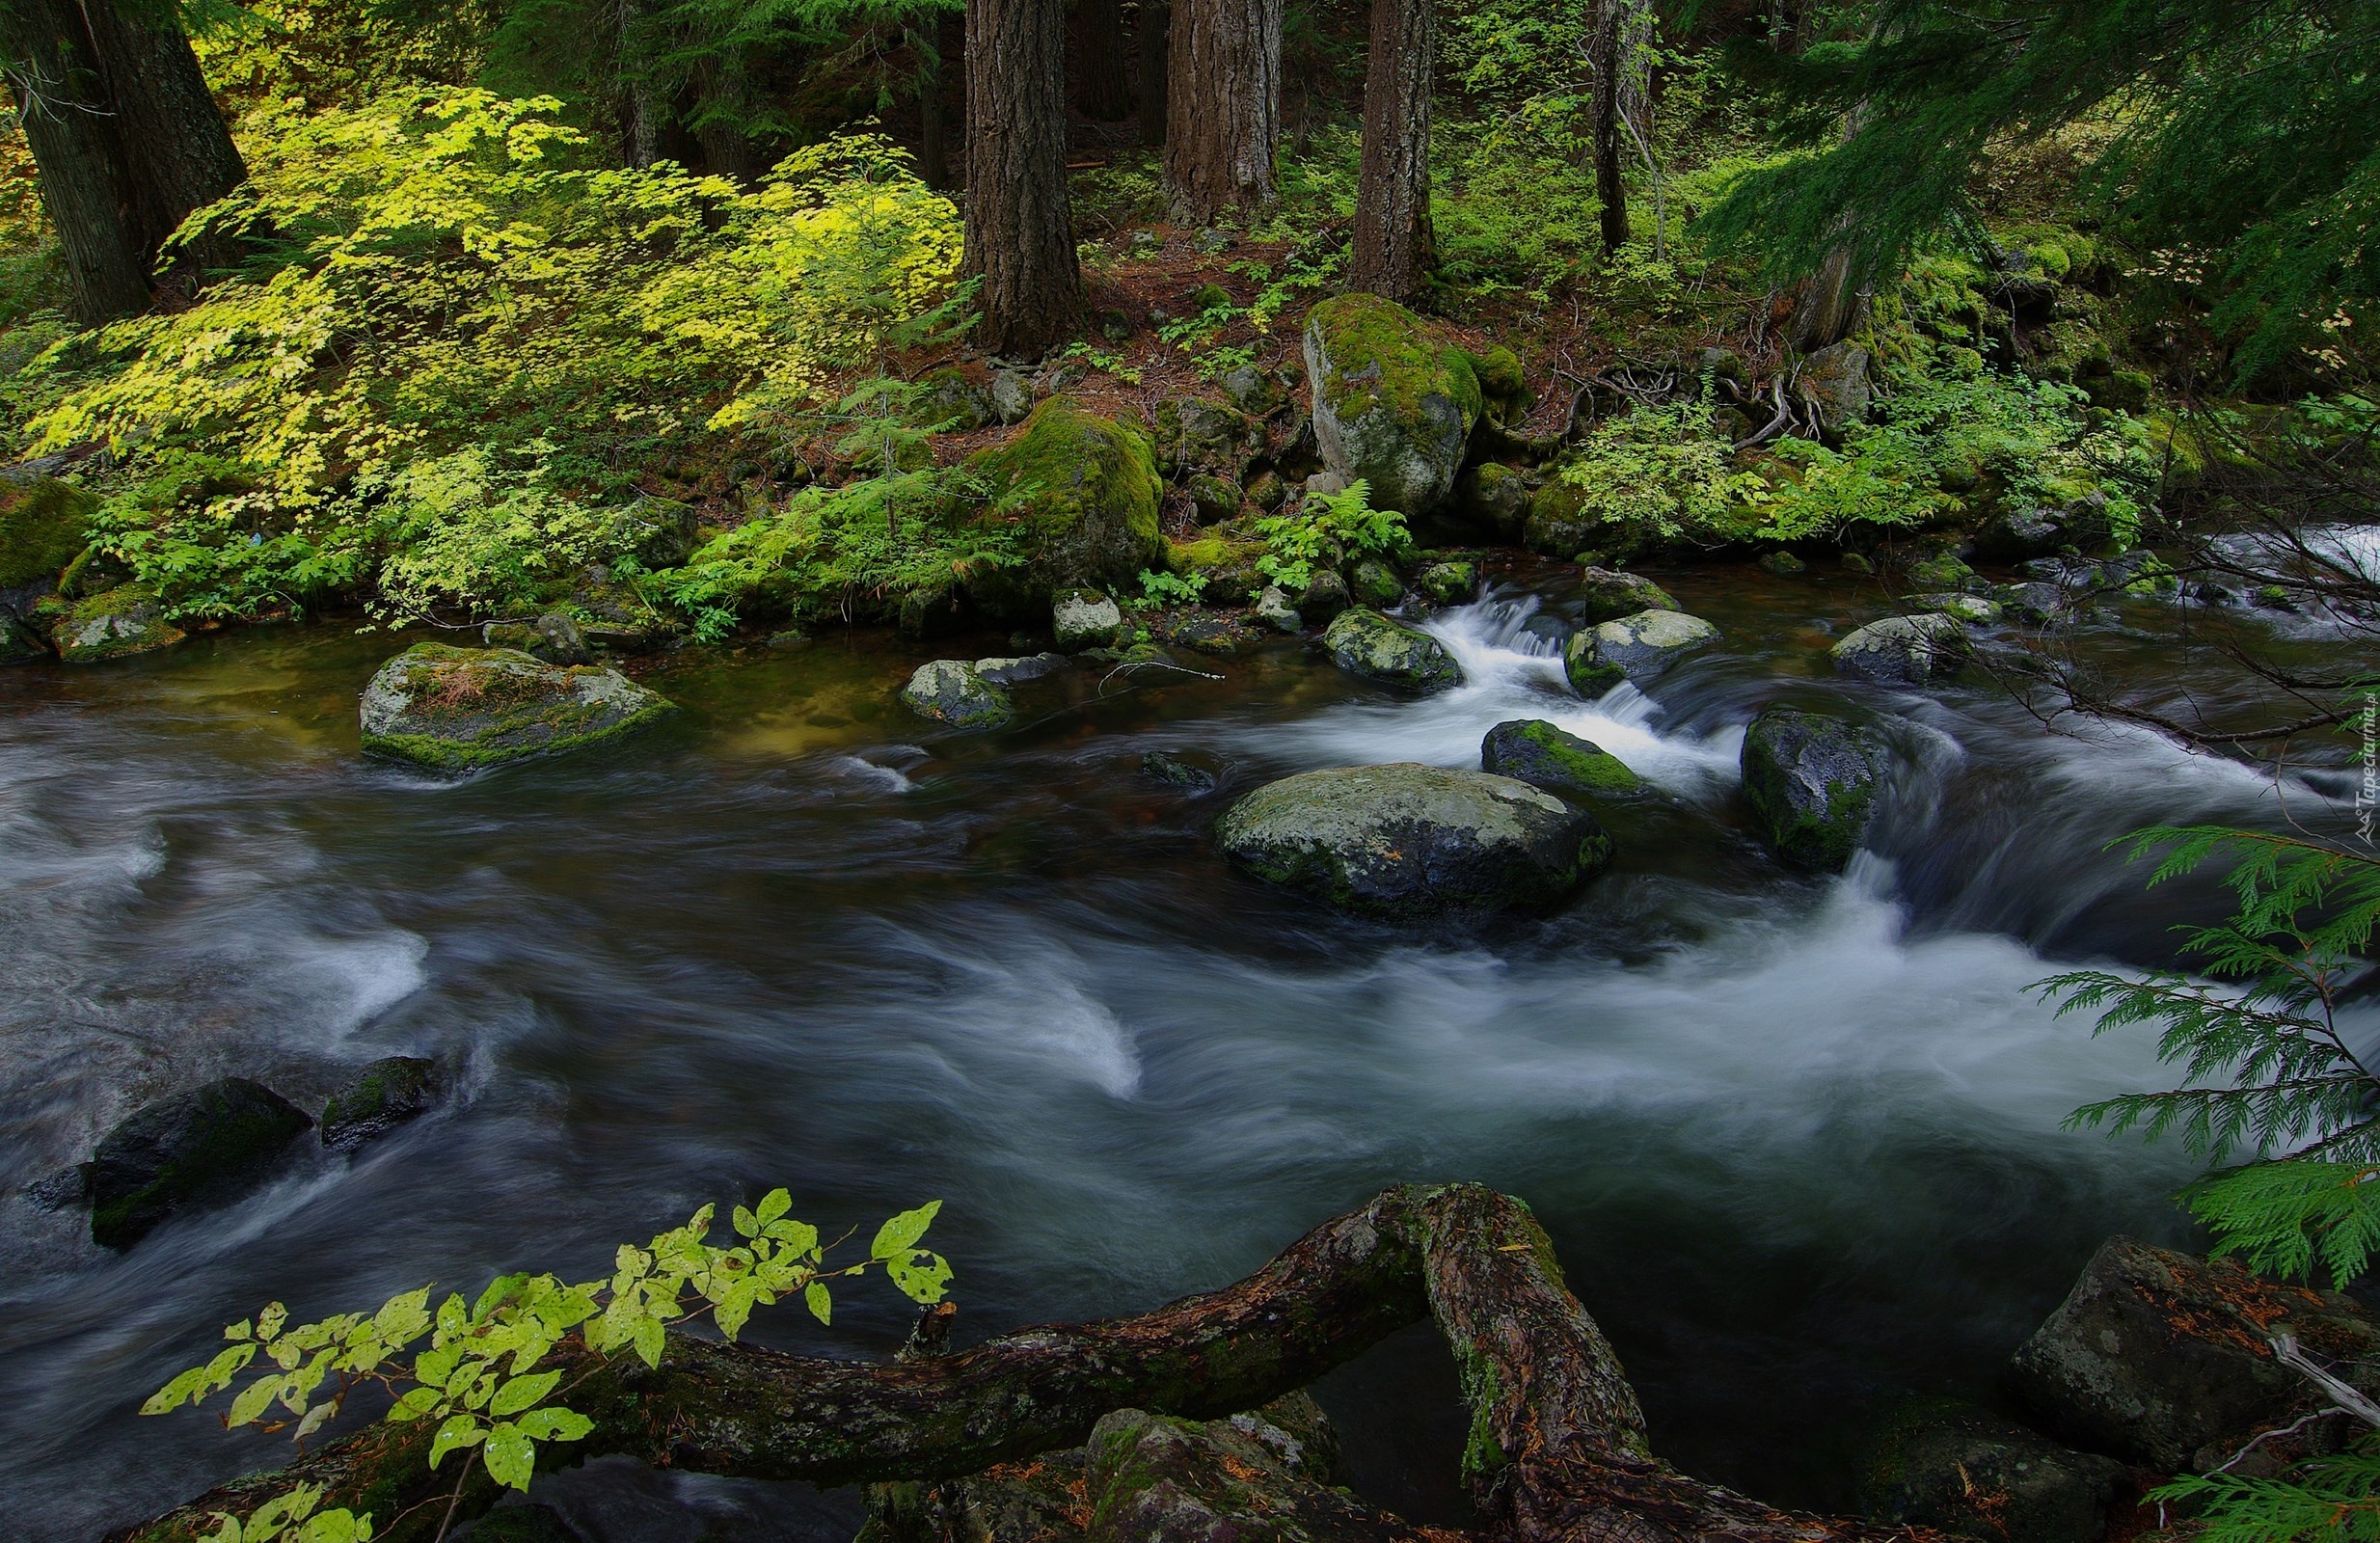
top-left (140, 1192), bottom-right (951, 1543)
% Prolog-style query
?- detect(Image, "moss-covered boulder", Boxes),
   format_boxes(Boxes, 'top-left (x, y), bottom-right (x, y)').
top-left (481, 611), bottom-right (593, 665)
top-left (1577, 566), bottom-right (1678, 623)
top-left (1322, 607), bottom-right (1462, 692)
top-left (1914, 591), bottom-right (2002, 625)
top-left (320, 1056), bottom-right (445, 1152)
top-left (0, 473), bottom-right (97, 592)
top-left (1153, 398), bottom-right (1265, 477)
top-left (360, 643), bottom-right (675, 770)
top-left (1053, 587), bottom-right (1124, 650)
top-left (967, 396), bottom-right (1167, 618)
top-left (1454, 461), bottom-right (1533, 538)
top-left (900, 659), bottom-right (1014, 728)
top-left (1087, 1400), bottom-right (1362, 1543)
top-left (1481, 719), bottom-right (1642, 801)
top-left (1218, 763), bottom-right (1610, 917)
top-left (1563, 609), bottom-right (1717, 695)
top-left (1302, 294), bottom-right (1482, 518)
top-left (1347, 557), bottom-right (1404, 607)
top-left (1740, 706), bottom-right (1890, 872)
top-left (1416, 559), bottom-right (1478, 606)
top-left (1168, 531), bottom-right (1269, 608)
top-left (1857, 1398), bottom-right (2127, 1543)
top-left (1906, 552), bottom-right (1978, 590)
top-left (1831, 614), bottom-right (1971, 686)
top-left (57, 584), bottom-right (185, 663)
top-left (88, 1078), bottom-right (312, 1250)
top-left (1, 609), bottom-right (49, 664)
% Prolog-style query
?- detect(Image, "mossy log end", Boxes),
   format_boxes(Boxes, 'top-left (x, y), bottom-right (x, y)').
top-left (113, 1183), bottom-right (1934, 1543)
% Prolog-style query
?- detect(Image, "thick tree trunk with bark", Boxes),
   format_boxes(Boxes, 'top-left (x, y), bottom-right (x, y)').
top-left (77, 0), bottom-right (246, 263)
top-left (1074, 0), bottom-right (1133, 120)
top-left (1137, 0), bottom-right (1169, 147)
top-left (616, 0), bottom-right (663, 166)
top-left (117, 1184), bottom-right (1942, 1543)
top-left (0, 0), bottom-right (149, 322)
top-left (1348, 0), bottom-right (1434, 301)
top-left (1161, 0), bottom-right (1281, 225)
top-left (691, 54), bottom-right (767, 183)
top-left (963, 0), bottom-right (1083, 356)
top-left (1588, 0), bottom-right (1629, 255)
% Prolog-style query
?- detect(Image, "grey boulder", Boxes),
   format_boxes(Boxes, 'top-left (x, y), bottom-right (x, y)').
top-left (1564, 609), bottom-right (1717, 694)
top-left (1830, 614), bottom-right (1971, 686)
top-left (1322, 608), bottom-right (1462, 692)
top-left (1739, 706), bottom-right (1890, 872)
top-left (900, 660), bottom-right (1013, 729)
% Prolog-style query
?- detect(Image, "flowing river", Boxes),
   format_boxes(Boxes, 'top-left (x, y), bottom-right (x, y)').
top-left (0, 557), bottom-right (2358, 1543)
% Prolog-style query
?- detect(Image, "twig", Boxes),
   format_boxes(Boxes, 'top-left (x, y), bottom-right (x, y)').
top-left (2272, 1334), bottom-right (2380, 1427)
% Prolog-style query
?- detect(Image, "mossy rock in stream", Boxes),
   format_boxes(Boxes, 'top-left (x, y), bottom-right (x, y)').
top-left (1481, 719), bottom-right (1643, 802)
top-left (57, 583), bottom-right (186, 663)
top-left (965, 396), bottom-right (1167, 619)
top-left (1217, 763), bottom-right (1611, 918)
top-left (0, 474), bottom-right (97, 590)
top-left (359, 642), bottom-right (675, 771)
top-left (320, 1056), bottom-right (446, 1151)
top-left (88, 1078), bottom-right (313, 1250)
top-left (1562, 609), bottom-right (1717, 695)
top-left (1739, 706), bottom-right (1891, 872)
top-left (1301, 294), bottom-right (1482, 518)
top-left (1321, 607), bottom-right (1462, 692)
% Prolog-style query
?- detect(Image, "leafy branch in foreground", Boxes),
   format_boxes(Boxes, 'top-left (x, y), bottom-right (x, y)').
top-left (2043, 825), bottom-right (2380, 1283)
top-left (142, 1191), bottom-right (952, 1543)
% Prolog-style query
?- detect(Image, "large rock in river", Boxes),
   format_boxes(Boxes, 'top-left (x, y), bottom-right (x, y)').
top-left (1831, 613), bottom-right (1970, 686)
top-left (1577, 566), bottom-right (1678, 623)
top-left (965, 396), bottom-right (1167, 618)
top-left (1302, 294), bottom-right (1482, 518)
top-left (88, 1078), bottom-right (312, 1249)
top-left (1216, 763), bottom-right (1611, 918)
top-left (1323, 607), bottom-right (1462, 692)
top-left (1739, 706), bottom-right (1890, 872)
top-left (2011, 1234), bottom-right (2380, 1472)
top-left (360, 642), bottom-right (674, 770)
top-left (899, 659), bottom-right (1013, 729)
top-left (1563, 609), bottom-right (1717, 694)
top-left (320, 1056), bottom-right (446, 1151)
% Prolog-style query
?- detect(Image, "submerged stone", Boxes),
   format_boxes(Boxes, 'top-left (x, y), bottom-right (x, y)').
top-left (361, 643), bottom-right (673, 770)
top-left (88, 1078), bottom-right (312, 1250)
top-left (320, 1056), bottom-right (446, 1152)
top-left (1321, 608), bottom-right (1461, 692)
top-left (1216, 762), bottom-right (1611, 918)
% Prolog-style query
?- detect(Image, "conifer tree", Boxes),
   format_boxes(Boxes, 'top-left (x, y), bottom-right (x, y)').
top-left (1160, 0), bottom-right (1281, 224)
top-left (1347, 0), bottom-right (1432, 300)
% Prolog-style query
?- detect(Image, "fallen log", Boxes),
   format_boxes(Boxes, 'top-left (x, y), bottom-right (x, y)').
top-left (114, 1182), bottom-right (1934, 1543)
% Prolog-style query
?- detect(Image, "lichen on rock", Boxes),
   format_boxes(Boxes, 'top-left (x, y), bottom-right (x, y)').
top-left (1322, 608), bottom-right (1462, 692)
top-left (359, 642), bottom-right (675, 770)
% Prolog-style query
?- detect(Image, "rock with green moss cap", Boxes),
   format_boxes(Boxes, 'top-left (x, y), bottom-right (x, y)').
top-left (1301, 294), bottom-right (1482, 518)
top-left (0, 473), bottom-right (96, 592)
top-left (57, 584), bottom-right (185, 663)
top-left (1053, 587), bottom-right (1124, 650)
top-left (1347, 557), bottom-right (1404, 607)
top-left (1254, 585), bottom-right (1302, 633)
top-left (1740, 706), bottom-right (1890, 872)
top-left (1914, 591), bottom-right (2003, 626)
top-left (1153, 398), bottom-right (1264, 477)
top-left (1481, 719), bottom-right (1642, 801)
top-left (360, 642), bottom-right (675, 770)
top-left (1417, 559), bottom-right (1477, 605)
top-left (1322, 607), bottom-right (1461, 692)
top-left (1086, 1400), bottom-right (1360, 1543)
top-left (900, 659), bottom-right (1013, 729)
top-left (1563, 609), bottom-right (1717, 695)
top-left (1857, 1398), bottom-right (2126, 1543)
top-left (1832, 613), bottom-right (1971, 686)
top-left (320, 1056), bottom-right (446, 1152)
top-left (1577, 566), bottom-right (1677, 622)
top-left (87, 1078), bottom-right (312, 1249)
top-left (1217, 763), bottom-right (1611, 917)
top-left (966, 396), bottom-right (1167, 618)
top-left (1905, 552), bottom-right (1977, 590)
top-left (1454, 461), bottom-right (1532, 538)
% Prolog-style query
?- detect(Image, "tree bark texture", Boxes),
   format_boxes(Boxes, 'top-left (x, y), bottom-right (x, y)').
top-left (1588, 0), bottom-right (1628, 254)
top-left (1789, 243), bottom-right (1867, 349)
top-left (118, 1184), bottom-right (1944, 1543)
top-left (1073, 0), bottom-right (1133, 120)
top-left (1160, 0), bottom-right (1281, 225)
top-left (1136, 0), bottom-right (1169, 147)
top-left (1348, 0), bottom-right (1434, 302)
top-left (0, 0), bottom-right (149, 322)
top-left (962, 0), bottom-right (1083, 356)
top-left (78, 0), bottom-right (247, 260)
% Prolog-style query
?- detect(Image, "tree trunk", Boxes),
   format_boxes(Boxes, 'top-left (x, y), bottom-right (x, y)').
top-left (0, 0), bottom-right (149, 322)
top-left (1589, 0), bottom-right (1629, 254)
top-left (1136, 0), bottom-right (1169, 148)
top-left (1348, 0), bottom-right (1433, 301)
top-left (616, 0), bottom-right (663, 167)
top-left (963, 0), bottom-right (1082, 356)
top-left (918, 28), bottom-right (950, 191)
top-left (691, 54), bottom-right (767, 183)
top-left (1160, 0), bottom-right (1281, 225)
top-left (1074, 0), bottom-right (1133, 119)
top-left (1789, 243), bottom-right (1867, 349)
top-left (116, 1184), bottom-right (1942, 1543)
top-left (77, 0), bottom-right (246, 268)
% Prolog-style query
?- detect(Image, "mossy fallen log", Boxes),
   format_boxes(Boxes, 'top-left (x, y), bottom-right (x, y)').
top-left (113, 1183), bottom-right (1934, 1543)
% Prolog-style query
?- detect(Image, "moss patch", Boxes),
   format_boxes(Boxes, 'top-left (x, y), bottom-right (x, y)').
top-left (0, 474), bottom-right (97, 590)
top-left (967, 396), bottom-right (1166, 616)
